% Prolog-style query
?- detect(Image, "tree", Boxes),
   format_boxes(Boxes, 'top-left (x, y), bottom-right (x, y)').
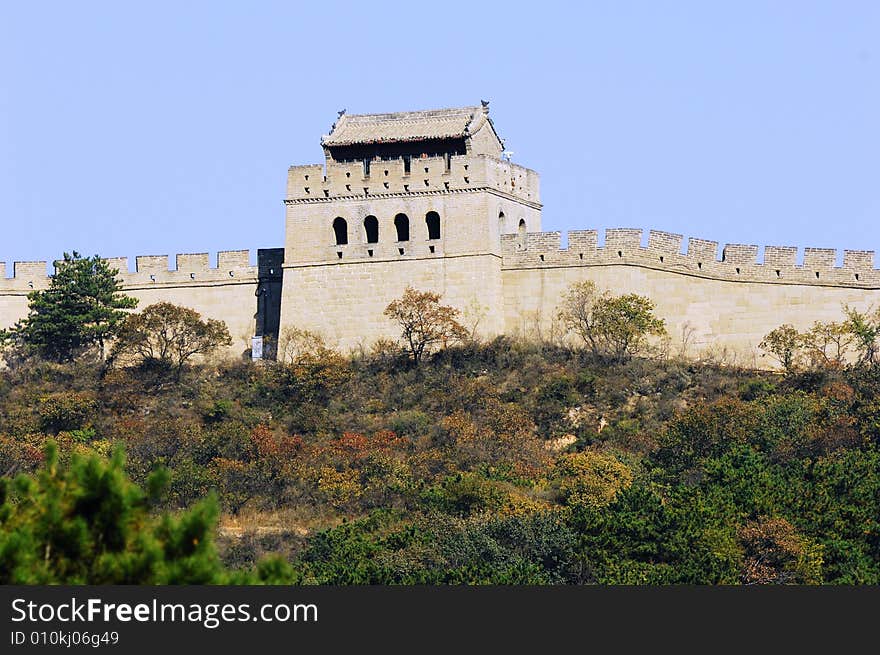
top-left (592, 294), bottom-right (666, 362)
top-left (0, 441), bottom-right (224, 584)
top-left (843, 305), bottom-right (880, 366)
top-left (1, 252), bottom-right (136, 362)
top-left (557, 281), bottom-right (666, 362)
top-left (800, 320), bottom-right (852, 369)
top-left (110, 302), bottom-right (232, 376)
top-left (383, 286), bottom-right (467, 363)
top-left (556, 280), bottom-right (602, 354)
top-left (759, 324), bottom-right (803, 373)
top-left (0, 441), bottom-right (299, 584)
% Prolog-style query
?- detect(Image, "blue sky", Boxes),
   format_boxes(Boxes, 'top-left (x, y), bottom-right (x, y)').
top-left (1, 2), bottom-right (878, 270)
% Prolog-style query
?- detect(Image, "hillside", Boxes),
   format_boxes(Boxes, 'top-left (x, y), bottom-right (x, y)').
top-left (1, 336), bottom-right (878, 584)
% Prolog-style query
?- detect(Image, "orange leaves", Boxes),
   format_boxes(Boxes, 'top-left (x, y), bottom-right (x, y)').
top-left (211, 457), bottom-right (249, 473)
top-left (251, 424), bottom-right (303, 461)
top-left (332, 431), bottom-right (370, 457)
top-left (315, 430), bottom-right (409, 463)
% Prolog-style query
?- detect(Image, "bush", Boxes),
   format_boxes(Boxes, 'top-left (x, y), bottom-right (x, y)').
top-left (557, 281), bottom-right (666, 362)
top-left (0, 442), bottom-right (225, 583)
top-left (37, 391), bottom-right (97, 434)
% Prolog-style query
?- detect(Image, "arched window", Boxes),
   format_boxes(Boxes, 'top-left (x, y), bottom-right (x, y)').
top-left (426, 211), bottom-right (441, 240)
top-left (498, 211), bottom-right (506, 235)
top-left (394, 213), bottom-right (410, 241)
top-left (517, 218), bottom-right (526, 250)
top-left (364, 215), bottom-right (379, 243)
top-left (333, 217), bottom-right (348, 245)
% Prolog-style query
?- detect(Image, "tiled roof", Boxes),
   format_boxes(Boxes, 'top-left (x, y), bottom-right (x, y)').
top-left (322, 106), bottom-right (485, 146)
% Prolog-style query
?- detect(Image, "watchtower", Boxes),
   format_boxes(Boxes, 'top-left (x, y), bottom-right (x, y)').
top-left (279, 103), bottom-right (542, 349)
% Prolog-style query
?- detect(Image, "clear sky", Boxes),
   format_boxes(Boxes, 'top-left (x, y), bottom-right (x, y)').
top-left (1, 1), bottom-right (878, 271)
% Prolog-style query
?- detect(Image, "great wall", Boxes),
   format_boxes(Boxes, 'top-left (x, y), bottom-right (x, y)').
top-left (1, 104), bottom-right (877, 366)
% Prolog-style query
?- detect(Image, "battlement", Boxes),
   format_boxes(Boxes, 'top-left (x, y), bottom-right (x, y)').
top-left (285, 154), bottom-right (540, 206)
top-left (0, 250), bottom-right (258, 294)
top-left (0, 262), bottom-right (52, 292)
top-left (502, 228), bottom-right (880, 288)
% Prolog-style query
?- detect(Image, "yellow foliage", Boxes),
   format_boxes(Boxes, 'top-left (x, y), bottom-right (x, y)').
top-left (554, 450), bottom-right (633, 508)
top-left (316, 467), bottom-right (363, 506)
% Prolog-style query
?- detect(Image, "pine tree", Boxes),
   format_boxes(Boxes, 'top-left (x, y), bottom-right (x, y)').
top-left (0, 442), bottom-right (222, 583)
top-left (0, 442), bottom-right (300, 584)
top-left (2, 252), bottom-right (137, 362)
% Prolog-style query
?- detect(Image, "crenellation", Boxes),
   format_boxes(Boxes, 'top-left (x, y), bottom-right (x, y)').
top-left (529, 232), bottom-right (562, 251)
top-left (326, 160), bottom-right (368, 196)
top-left (604, 228), bottom-right (643, 252)
top-left (103, 252), bottom-right (262, 285)
top-left (763, 246), bottom-right (798, 268)
top-left (218, 250), bottom-right (251, 269)
top-left (721, 244), bottom-right (758, 266)
top-left (687, 238), bottom-right (719, 261)
top-left (136, 255), bottom-right (169, 274)
top-left (843, 250), bottom-right (875, 271)
top-left (286, 154), bottom-right (539, 206)
top-left (568, 230), bottom-right (599, 253)
top-left (497, 227), bottom-right (878, 289)
top-left (647, 230), bottom-right (683, 254)
top-left (287, 164), bottom-right (325, 198)
top-left (804, 248), bottom-right (836, 269)
top-left (176, 253), bottom-right (210, 273)
top-left (104, 257), bottom-right (130, 274)
top-left (14, 261), bottom-right (48, 281)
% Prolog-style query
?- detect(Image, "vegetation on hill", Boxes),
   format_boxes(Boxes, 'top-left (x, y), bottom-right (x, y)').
top-left (1, 333), bottom-right (878, 584)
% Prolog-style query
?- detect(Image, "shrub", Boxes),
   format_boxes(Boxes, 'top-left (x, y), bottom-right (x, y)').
top-left (37, 391), bottom-right (97, 434)
top-left (554, 450), bottom-right (633, 508)
top-left (759, 324), bottom-right (803, 373)
top-left (557, 281), bottom-right (666, 362)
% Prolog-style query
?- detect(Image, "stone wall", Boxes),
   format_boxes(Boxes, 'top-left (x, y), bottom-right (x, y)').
top-left (3, 227), bottom-right (877, 368)
top-left (501, 228), bottom-right (880, 366)
top-left (0, 252), bottom-right (259, 358)
top-left (286, 155), bottom-right (539, 205)
top-left (278, 252), bottom-right (504, 352)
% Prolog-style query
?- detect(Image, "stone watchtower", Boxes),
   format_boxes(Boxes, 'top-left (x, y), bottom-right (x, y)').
top-left (279, 103), bottom-right (541, 349)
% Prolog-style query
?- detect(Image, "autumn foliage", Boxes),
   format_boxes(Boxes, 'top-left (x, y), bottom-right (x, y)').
top-left (384, 286), bottom-right (468, 362)
top-left (2, 330), bottom-right (880, 584)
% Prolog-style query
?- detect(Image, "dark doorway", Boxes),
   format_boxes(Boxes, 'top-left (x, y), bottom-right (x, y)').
top-left (426, 211), bottom-right (441, 240)
top-left (364, 215), bottom-right (379, 243)
top-left (394, 213), bottom-right (410, 241)
top-left (255, 248), bottom-right (284, 360)
top-left (332, 217), bottom-right (348, 245)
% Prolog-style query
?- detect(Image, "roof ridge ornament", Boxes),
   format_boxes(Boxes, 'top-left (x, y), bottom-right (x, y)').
top-left (328, 108), bottom-right (346, 134)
